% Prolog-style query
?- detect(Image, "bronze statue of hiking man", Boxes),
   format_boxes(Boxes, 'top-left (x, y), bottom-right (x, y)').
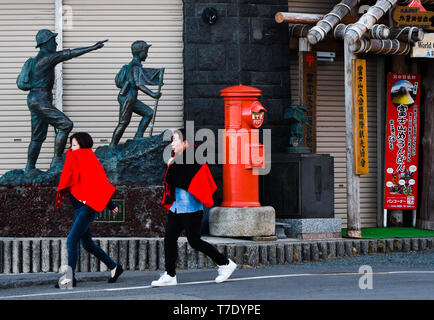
top-left (110, 40), bottom-right (164, 146)
top-left (17, 29), bottom-right (107, 173)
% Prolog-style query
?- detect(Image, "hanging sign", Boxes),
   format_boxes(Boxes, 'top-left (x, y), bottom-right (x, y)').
top-left (411, 33), bottom-right (434, 58)
top-left (352, 59), bottom-right (369, 175)
top-left (384, 73), bottom-right (421, 210)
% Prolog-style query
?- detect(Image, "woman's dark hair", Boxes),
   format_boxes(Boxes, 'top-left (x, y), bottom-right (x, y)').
top-left (70, 132), bottom-right (93, 149)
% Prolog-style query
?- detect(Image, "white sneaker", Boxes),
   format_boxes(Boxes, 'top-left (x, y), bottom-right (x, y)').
top-left (151, 272), bottom-right (177, 287)
top-left (215, 259), bottom-right (237, 283)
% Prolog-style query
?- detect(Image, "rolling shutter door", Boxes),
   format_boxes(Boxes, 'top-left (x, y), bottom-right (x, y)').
top-left (287, 0), bottom-right (379, 228)
top-left (62, 0), bottom-right (184, 148)
top-left (0, 1), bottom-right (55, 174)
top-left (290, 52), bottom-right (378, 228)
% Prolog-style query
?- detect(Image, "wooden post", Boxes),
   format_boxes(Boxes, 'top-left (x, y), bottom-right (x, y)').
top-left (344, 40), bottom-right (362, 238)
top-left (307, 0), bottom-right (359, 45)
top-left (345, 0), bottom-right (398, 45)
top-left (418, 65), bottom-right (434, 230)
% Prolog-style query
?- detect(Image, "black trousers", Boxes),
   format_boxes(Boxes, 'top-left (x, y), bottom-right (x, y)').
top-left (164, 211), bottom-right (228, 276)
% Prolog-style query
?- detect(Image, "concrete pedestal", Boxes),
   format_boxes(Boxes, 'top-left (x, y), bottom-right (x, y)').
top-left (209, 206), bottom-right (275, 237)
top-left (278, 218), bottom-right (342, 239)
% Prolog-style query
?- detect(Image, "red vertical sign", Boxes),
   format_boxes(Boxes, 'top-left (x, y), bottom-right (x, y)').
top-left (384, 73), bottom-right (421, 210)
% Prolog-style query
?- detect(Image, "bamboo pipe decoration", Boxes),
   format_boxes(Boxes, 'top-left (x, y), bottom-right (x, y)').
top-left (288, 24), bottom-right (312, 38)
top-left (345, 0), bottom-right (398, 45)
top-left (334, 24), bottom-right (390, 40)
top-left (369, 24), bottom-right (390, 39)
top-left (349, 38), bottom-right (411, 55)
top-left (307, 0), bottom-right (359, 45)
top-left (390, 27), bottom-right (425, 43)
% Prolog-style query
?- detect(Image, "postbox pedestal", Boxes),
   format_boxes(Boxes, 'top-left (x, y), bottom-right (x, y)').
top-left (208, 206), bottom-right (275, 238)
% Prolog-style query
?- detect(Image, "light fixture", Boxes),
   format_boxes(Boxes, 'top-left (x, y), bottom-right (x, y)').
top-left (317, 51), bottom-right (336, 62)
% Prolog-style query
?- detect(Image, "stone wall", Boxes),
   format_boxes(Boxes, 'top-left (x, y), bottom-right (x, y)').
top-left (1, 237), bottom-right (432, 275)
top-left (0, 184), bottom-right (167, 238)
top-left (183, 0), bottom-right (291, 205)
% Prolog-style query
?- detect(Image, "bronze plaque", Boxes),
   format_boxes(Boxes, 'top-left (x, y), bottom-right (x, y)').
top-left (95, 199), bottom-right (125, 223)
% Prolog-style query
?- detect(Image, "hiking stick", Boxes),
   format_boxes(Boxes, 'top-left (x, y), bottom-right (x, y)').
top-left (149, 68), bottom-right (165, 137)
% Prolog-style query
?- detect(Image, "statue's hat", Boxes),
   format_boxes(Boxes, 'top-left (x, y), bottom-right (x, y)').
top-left (131, 40), bottom-right (152, 55)
top-left (35, 29), bottom-right (58, 48)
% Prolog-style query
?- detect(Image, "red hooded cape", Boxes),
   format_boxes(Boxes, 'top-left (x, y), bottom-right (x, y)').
top-left (55, 148), bottom-right (115, 212)
top-left (161, 161), bottom-right (216, 211)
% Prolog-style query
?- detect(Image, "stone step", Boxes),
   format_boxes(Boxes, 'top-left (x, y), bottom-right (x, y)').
top-left (0, 237), bottom-right (433, 274)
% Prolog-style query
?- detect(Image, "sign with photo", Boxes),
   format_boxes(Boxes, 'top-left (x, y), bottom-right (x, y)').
top-left (384, 73), bottom-right (421, 210)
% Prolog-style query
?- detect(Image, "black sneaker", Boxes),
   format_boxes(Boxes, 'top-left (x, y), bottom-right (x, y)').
top-left (108, 264), bottom-right (124, 283)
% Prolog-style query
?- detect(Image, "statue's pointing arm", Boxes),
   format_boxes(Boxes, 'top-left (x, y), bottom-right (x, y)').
top-left (48, 39), bottom-right (108, 66)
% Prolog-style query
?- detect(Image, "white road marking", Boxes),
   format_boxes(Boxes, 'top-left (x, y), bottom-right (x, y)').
top-left (0, 270), bottom-right (433, 299)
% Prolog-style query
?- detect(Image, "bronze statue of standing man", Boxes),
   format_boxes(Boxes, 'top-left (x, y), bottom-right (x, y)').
top-left (17, 29), bottom-right (107, 172)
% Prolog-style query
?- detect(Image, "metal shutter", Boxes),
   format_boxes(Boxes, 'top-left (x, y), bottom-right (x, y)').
top-left (62, 0), bottom-right (184, 148)
top-left (290, 52), bottom-right (378, 228)
top-left (287, 0), bottom-right (379, 228)
top-left (0, 1), bottom-right (55, 174)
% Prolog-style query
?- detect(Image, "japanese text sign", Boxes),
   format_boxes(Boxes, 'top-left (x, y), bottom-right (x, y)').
top-left (352, 59), bottom-right (369, 175)
top-left (384, 73), bottom-right (421, 209)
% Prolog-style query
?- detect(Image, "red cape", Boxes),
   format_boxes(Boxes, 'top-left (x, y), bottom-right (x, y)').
top-left (55, 148), bottom-right (115, 212)
top-left (161, 162), bottom-right (216, 210)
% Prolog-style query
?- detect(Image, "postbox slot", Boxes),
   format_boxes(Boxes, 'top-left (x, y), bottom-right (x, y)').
top-left (225, 101), bottom-right (242, 129)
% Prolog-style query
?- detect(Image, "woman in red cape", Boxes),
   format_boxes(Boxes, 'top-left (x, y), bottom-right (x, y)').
top-left (55, 132), bottom-right (123, 288)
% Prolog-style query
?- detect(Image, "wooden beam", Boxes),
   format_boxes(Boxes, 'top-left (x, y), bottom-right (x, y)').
top-left (275, 12), bottom-right (325, 24)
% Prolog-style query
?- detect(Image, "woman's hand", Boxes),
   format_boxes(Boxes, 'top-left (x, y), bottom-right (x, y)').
top-left (111, 207), bottom-right (119, 215)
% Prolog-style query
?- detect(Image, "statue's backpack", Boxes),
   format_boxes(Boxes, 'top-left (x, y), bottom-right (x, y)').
top-left (115, 64), bottom-right (131, 95)
top-left (16, 57), bottom-right (34, 91)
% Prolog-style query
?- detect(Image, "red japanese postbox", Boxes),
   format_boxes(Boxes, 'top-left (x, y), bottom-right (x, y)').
top-left (220, 84), bottom-right (267, 207)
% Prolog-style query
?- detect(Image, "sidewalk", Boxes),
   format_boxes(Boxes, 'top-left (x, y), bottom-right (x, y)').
top-left (0, 235), bottom-right (433, 289)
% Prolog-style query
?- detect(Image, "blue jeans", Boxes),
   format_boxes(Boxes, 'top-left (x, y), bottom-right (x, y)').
top-left (67, 204), bottom-right (117, 273)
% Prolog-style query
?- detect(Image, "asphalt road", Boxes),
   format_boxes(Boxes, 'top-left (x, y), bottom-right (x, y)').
top-left (0, 251), bottom-right (432, 302)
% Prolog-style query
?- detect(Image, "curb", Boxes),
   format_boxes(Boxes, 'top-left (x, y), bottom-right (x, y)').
top-left (0, 236), bottom-right (433, 287)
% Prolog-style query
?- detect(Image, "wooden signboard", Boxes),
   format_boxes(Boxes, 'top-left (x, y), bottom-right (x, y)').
top-left (300, 51), bottom-right (317, 153)
top-left (392, 6), bottom-right (434, 30)
top-left (352, 59), bottom-right (369, 175)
